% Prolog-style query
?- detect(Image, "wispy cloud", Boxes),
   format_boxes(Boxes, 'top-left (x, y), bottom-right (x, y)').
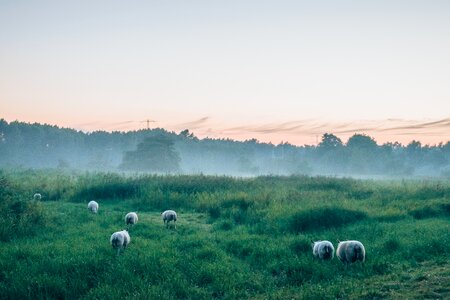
top-left (70, 117), bottom-right (450, 145)
top-left (195, 117), bottom-right (450, 145)
top-left (218, 118), bottom-right (450, 136)
top-left (377, 118), bottom-right (450, 132)
top-left (172, 116), bottom-right (210, 130)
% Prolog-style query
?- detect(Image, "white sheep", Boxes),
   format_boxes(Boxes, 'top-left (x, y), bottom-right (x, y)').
top-left (336, 240), bottom-right (366, 264)
top-left (33, 193), bottom-right (42, 201)
top-left (161, 210), bottom-right (177, 228)
top-left (125, 212), bottom-right (138, 225)
top-left (110, 230), bottom-right (131, 255)
top-left (312, 240), bottom-right (335, 260)
top-left (87, 200), bottom-right (99, 214)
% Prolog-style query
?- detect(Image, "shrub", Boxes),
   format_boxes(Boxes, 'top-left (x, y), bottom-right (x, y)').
top-left (409, 203), bottom-right (449, 220)
top-left (71, 179), bottom-right (140, 201)
top-left (288, 207), bottom-right (367, 233)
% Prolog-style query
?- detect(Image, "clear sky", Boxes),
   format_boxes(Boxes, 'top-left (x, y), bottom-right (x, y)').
top-left (1, 0), bottom-right (449, 145)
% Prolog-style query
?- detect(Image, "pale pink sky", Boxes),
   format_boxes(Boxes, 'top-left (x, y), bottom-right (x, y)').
top-left (1, 1), bottom-right (450, 146)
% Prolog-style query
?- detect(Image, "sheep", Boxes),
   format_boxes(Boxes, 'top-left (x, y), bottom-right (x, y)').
top-left (110, 230), bottom-right (131, 255)
top-left (161, 210), bottom-right (177, 228)
top-left (33, 193), bottom-right (42, 201)
top-left (87, 200), bottom-right (99, 214)
top-left (125, 212), bottom-right (138, 225)
top-left (336, 240), bottom-right (366, 265)
top-left (312, 240), bottom-right (335, 260)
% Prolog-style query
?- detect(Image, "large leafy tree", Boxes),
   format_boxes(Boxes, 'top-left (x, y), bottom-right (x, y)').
top-left (318, 133), bottom-right (343, 150)
top-left (316, 133), bottom-right (347, 173)
top-left (346, 134), bottom-right (379, 173)
top-left (120, 134), bottom-right (181, 172)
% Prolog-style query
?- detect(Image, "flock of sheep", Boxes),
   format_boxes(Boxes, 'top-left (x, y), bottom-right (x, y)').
top-left (87, 200), bottom-right (177, 255)
top-left (35, 193), bottom-right (366, 264)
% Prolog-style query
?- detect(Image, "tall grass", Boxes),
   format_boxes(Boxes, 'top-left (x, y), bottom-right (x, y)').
top-left (0, 171), bottom-right (48, 241)
top-left (0, 169), bottom-right (449, 299)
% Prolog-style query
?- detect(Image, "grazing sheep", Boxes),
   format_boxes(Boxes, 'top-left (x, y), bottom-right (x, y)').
top-left (312, 240), bottom-right (335, 260)
top-left (110, 230), bottom-right (131, 255)
top-left (87, 200), bottom-right (99, 214)
top-left (33, 193), bottom-right (42, 201)
top-left (336, 240), bottom-right (366, 264)
top-left (125, 212), bottom-right (138, 225)
top-left (161, 210), bottom-right (177, 228)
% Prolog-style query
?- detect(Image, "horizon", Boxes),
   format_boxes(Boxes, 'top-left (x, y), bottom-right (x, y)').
top-left (1, 1), bottom-right (450, 146)
top-left (2, 116), bottom-right (449, 146)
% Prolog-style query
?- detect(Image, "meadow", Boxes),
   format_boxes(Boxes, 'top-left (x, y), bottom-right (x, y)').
top-left (0, 169), bottom-right (449, 299)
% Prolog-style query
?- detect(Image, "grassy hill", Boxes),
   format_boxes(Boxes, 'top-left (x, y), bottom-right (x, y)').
top-left (0, 170), bottom-right (449, 299)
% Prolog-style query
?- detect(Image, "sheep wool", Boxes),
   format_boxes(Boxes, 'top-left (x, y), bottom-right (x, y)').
top-left (336, 240), bottom-right (366, 264)
top-left (87, 200), bottom-right (99, 213)
top-left (110, 230), bottom-right (131, 255)
top-left (161, 210), bottom-right (177, 228)
top-left (125, 212), bottom-right (138, 225)
top-left (312, 241), bottom-right (335, 260)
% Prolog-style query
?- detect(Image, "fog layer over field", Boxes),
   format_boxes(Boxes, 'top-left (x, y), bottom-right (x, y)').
top-left (1, 119), bottom-right (450, 178)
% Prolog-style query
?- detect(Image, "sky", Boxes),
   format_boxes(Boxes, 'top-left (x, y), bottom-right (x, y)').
top-left (1, 0), bottom-right (449, 145)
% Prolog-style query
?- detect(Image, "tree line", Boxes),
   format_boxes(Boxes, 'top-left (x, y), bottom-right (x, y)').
top-left (0, 119), bottom-right (449, 177)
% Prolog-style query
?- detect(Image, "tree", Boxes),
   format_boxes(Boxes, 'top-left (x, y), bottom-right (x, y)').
top-left (346, 134), bottom-right (379, 173)
top-left (406, 140), bottom-right (422, 160)
top-left (347, 134), bottom-right (377, 151)
top-left (179, 129), bottom-right (196, 140)
top-left (316, 133), bottom-right (346, 174)
top-left (120, 134), bottom-right (181, 172)
top-left (318, 133), bottom-right (343, 150)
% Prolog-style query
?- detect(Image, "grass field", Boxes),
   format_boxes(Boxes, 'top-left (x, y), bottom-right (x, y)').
top-left (0, 170), bottom-right (449, 299)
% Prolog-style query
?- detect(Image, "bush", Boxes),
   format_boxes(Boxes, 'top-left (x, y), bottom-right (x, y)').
top-left (70, 175), bottom-right (141, 202)
top-left (288, 207), bottom-right (367, 233)
top-left (409, 204), bottom-right (450, 220)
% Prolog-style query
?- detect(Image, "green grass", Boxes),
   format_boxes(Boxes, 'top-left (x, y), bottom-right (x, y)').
top-left (0, 170), bottom-right (449, 299)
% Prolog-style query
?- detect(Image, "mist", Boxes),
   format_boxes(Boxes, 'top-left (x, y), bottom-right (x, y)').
top-left (1, 119), bottom-right (449, 179)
